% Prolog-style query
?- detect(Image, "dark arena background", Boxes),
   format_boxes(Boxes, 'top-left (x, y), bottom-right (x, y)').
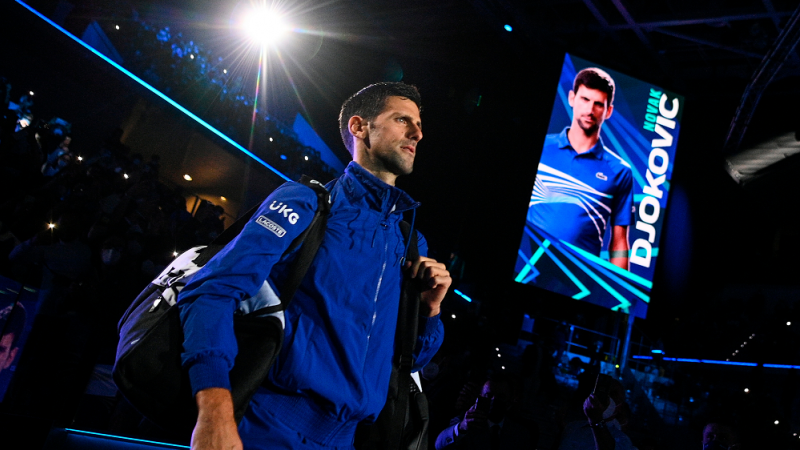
top-left (2, 0), bottom-right (800, 448)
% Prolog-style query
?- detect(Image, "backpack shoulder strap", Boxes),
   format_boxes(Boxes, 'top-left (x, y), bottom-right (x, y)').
top-left (275, 175), bottom-right (331, 307)
top-left (384, 220), bottom-right (421, 448)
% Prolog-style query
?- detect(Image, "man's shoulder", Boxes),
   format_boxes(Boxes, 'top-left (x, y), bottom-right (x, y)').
top-left (542, 132), bottom-right (564, 148)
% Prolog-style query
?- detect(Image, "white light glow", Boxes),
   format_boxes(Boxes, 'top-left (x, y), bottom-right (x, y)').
top-left (243, 8), bottom-right (288, 45)
top-left (744, 388), bottom-right (749, 393)
top-left (48, 223), bottom-right (55, 229)
top-left (123, 173), bottom-right (129, 179)
top-left (29, 90), bottom-right (34, 95)
top-left (220, 196), bottom-right (227, 201)
top-left (184, 174), bottom-right (193, 181)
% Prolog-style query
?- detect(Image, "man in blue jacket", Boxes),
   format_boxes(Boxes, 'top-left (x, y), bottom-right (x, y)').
top-left (178, 82), bottom-right (449, 450)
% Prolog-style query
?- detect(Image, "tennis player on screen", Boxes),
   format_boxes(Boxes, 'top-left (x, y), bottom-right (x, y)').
top-left (527, 68), bottom-right (633, 270)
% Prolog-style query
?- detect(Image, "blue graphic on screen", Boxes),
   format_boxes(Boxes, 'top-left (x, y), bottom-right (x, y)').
top-left (515, 54), bottom-right (683, 319)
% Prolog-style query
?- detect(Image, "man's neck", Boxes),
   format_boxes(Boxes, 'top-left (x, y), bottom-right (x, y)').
top-left (353, 156), bottom-right (398, 186)
top-left (567, 126), bottom-right (600, 154)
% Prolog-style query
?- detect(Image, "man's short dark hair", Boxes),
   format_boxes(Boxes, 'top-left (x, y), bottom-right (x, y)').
top-left (338, 82), bottom-right (422, 156)
top-left (573, 68), bottom-right (615, 106)
top-left (0, 302), bottom-right (27, 348)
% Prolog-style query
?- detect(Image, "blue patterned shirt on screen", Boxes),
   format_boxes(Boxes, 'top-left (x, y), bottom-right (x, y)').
top-left (526, 127), bottom-right (633, 256)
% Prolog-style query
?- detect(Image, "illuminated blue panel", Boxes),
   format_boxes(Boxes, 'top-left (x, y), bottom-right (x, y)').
top-left (454, 289), bottom-right (472, 303)
top-left (561, 241), bottom-right (653, 289)
top-left (16, 0), bottom-right (291, 182)
top-left (556, 242), bottom-right (630, 310)
top-left (64, 428), bottom-right (190, 448)
top-left (519, 230), bottom-right (590, 299)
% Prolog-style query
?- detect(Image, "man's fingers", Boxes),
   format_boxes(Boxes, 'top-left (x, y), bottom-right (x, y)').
top-left (428, 274), bottom-right (452, 289)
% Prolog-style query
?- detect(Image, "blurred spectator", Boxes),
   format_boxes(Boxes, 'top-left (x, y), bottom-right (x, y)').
top-left (435, 375), bottom-right (538, 449)
top-left (0, 302), bottom-right (26, 376)
top-left (9, 210), bottom-right (92, 315)
top-left (702, 422), bottom-right (739, 450)
top-left (558, 374), bottom-right (634, 450)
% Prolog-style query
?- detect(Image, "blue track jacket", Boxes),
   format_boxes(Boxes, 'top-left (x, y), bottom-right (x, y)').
top-left (178, 162), bottom-right (444, 447)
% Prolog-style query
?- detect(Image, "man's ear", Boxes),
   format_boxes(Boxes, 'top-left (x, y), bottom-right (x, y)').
top-left (348, 115), bottom-right (368, 140)
top-left (605, 104), bottom-right (614, 120)
top-left (568, 90), bottom-right (575, 107)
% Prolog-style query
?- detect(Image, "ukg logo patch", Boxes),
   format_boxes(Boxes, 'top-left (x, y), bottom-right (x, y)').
top-left (256, 215), bottom-right (286, 237)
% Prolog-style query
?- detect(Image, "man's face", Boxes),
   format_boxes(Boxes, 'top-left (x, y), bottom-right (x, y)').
top-left (568, 85), bottom-right (613, 137)
top-left (0, 333), bottom-right (18, 373)
top-left (362, 96), bottom-right (422, 178)
top-left (480, 380), bottom-right (511, 421)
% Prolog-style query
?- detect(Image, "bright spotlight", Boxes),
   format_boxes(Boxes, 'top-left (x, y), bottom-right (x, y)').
top-left (243, 8), bottom-right (288, 45)
top-left (504, 24), bottom-right (513, 32)
top-left (184, 174), bottom-right (193, 181)
top-left (48, 223), bottom-right (55, 229)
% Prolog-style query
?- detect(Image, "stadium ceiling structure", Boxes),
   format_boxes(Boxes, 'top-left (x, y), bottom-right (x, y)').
top-left (469, 0), bottom-right (800, 185)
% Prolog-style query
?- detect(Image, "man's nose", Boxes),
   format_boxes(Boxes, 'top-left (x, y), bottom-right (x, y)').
top-left (408, 123), bottom-right (422, 141)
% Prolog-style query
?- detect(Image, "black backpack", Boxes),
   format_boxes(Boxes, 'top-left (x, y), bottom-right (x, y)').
top-left (113, 176), bottom-right (331, 435)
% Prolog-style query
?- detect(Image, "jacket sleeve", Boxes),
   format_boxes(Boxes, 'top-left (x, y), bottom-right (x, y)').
top-left (435, 417), bottom-right (463, 449)
top-left (177, 181), bottom-right (319, 395)
top-left (412, 231), bottom-right (445, 372)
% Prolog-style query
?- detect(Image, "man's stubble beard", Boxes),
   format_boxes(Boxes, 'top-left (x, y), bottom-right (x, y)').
top-left (577, 117), bottom-right (600, 136)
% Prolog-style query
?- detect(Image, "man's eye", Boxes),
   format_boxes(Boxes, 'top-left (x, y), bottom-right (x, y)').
top-left (397, 118), bottom-right (406, 123)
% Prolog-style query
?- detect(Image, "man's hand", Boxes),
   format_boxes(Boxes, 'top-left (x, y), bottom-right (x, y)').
top-left (406, 256), bottom-right (451, 317)
top-left (192, 388), bottom-right (243, 450)
top-left (458, 402), bottom-right (488, 433)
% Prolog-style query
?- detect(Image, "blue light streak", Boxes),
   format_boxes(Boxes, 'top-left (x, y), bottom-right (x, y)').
top-left (454, 289), bottom-right (472, 303)
top-left (16, 0), bottom-right (291, 182)
top-left (64, 428), bottom-right (190, 448)
top-left (504, 24), bottom-right (513, 32)
top-left (632, 355), bottom-right (758, 367)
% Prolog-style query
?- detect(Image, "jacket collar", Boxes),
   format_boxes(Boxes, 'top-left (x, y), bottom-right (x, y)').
top-left (341, 162), bottom-right (419, 215)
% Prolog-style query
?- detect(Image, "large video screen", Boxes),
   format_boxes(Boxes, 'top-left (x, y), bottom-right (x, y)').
top-left (515, 54), bottom-right (683, 319)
